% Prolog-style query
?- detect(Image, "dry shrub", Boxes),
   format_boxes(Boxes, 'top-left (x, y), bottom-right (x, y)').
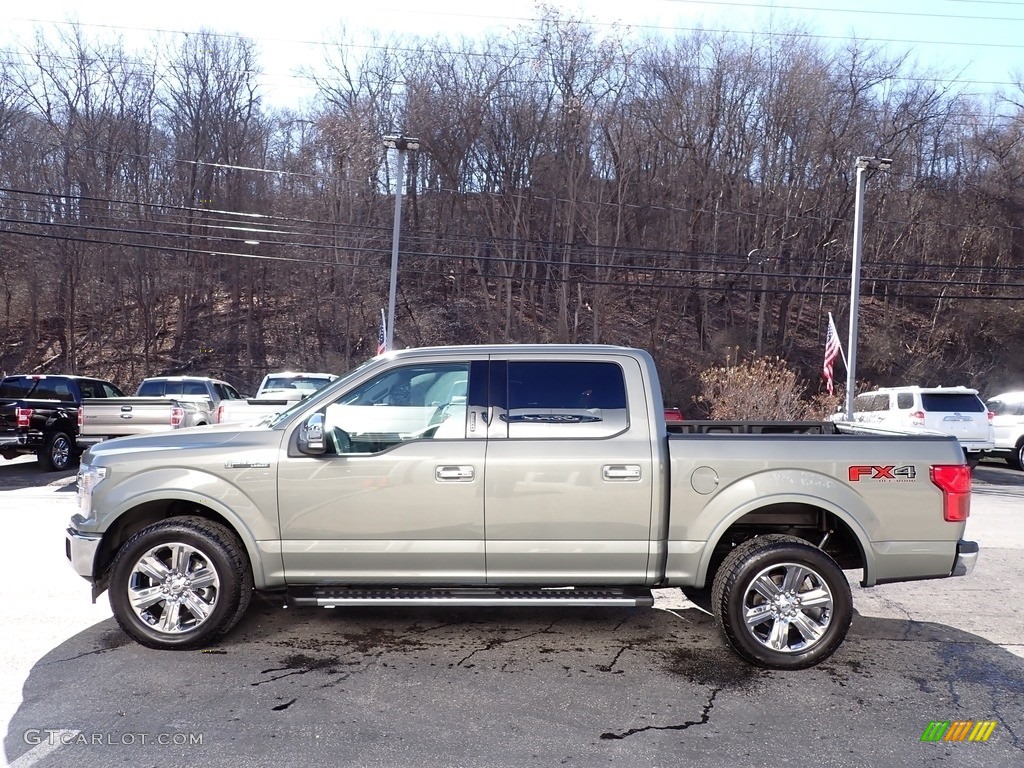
top-left (697, 349), bottom-right (828, 420)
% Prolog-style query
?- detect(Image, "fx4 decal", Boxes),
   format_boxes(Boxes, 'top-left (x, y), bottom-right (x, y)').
top-left (848, 465), bottom-right (917, 482)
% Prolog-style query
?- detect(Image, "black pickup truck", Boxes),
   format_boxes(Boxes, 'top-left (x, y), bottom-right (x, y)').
top-left (0, 374), bottom-right (125, 471)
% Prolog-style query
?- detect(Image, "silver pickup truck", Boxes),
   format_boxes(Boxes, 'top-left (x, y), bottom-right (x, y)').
top-left (135, 375), bottom-right (245, 425)
top-left (66, 345), bottom-right (978, 670)
top-left (76, 397), bottom-right (202, 450)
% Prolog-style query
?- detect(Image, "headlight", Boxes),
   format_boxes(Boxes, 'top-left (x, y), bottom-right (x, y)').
top-left (77, 463), bottom-right (108, 517)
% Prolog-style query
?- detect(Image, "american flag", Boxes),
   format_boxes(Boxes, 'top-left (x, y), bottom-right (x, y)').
top-left (823, 312), bottom-right (843, 395)
top-left (376, 309), bottom-right (388, 356)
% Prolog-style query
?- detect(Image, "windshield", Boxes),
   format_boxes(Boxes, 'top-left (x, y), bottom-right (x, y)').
top-left (265, 358), bottom-right (377, 427)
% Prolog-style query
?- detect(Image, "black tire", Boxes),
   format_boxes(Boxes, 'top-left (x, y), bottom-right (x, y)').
top-left (1008, 443), bottom-right (1024, 471)
top-left (38, 431), bottom-right (75, 472)
top-left (711, 534), bottom-right (852, 670)
top-left (108, 516), bottom-right (253, 650)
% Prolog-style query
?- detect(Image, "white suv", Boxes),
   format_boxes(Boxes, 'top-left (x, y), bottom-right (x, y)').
top-left (985, 391), bottom-right (1024, 470)
top-left (847, 386), bottom-right (994, 467)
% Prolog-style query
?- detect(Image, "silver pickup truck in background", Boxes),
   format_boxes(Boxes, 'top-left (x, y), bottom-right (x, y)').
top-left (66, 345), bottom-right (978, 670)
top-left (216, 371), bottom-right (337, 426)
top-left (136, 375), bottom-right (245, 425)
top-left (76, 397), bottom-right (202, 450)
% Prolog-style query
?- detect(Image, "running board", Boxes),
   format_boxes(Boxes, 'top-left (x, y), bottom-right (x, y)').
top-left (288, 586), bottom-right (654, 608)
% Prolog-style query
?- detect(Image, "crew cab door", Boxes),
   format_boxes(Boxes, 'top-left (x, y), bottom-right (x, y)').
top-left (277, 358), bottom-right (487, 584)
top-left (483, 354), bottom-right (655, 584)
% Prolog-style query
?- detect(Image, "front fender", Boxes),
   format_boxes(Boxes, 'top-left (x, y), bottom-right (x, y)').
top-left (95, 466), bottom-right (282, 590)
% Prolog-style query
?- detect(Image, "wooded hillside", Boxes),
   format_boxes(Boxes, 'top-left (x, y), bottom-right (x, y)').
top-left (2, 11), bottom-right (1023, 406)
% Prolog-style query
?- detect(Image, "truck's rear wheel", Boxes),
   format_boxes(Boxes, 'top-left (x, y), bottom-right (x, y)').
top-left (39, 431), bottom-right (74, 471)
top-left (711, 534), bottom-right (852, 670)
top-left (108, 517), bottom-right (253, 650)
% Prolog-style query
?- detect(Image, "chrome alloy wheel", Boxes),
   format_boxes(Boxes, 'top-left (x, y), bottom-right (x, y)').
top-left (741, 561), bottom-right (835, 653)
top-left (50, 436), bottom-right (70, 468)
top-left (126, 542), bottom-right (221, 635)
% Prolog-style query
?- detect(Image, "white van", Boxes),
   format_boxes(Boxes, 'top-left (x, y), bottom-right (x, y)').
top-left (985, 391), bottom-right (1024, 470)
top-left (847, 386), bottom-right (994, 466)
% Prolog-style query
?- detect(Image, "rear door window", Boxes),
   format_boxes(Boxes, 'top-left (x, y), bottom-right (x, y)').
top-left (504, 361), bottom-right (628, 438)
top-left (137, 380), bottom-right (166, 396)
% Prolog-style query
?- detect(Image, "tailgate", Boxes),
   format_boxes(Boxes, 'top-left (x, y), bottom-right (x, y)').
top-left (79, 398), bottom-right (176, 438)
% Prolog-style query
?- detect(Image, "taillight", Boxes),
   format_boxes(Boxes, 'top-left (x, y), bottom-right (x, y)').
top-left (930, 465), bottom-right (971, 522)
top-left (78, 407), bottom-right (84, 428)
top-left (171, 406), bottom-right (184, 428)
top-left (910, 410), bottom-right (925, 427)
top-left (987, 410), bottom-right (994, 423)
top-left (16, 407), bottom-right (32, 428)
top-left (216, 404), bottom-right (224, 423)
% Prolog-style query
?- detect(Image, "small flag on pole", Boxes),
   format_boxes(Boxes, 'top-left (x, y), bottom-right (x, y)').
top-left (823, 312), bottom-right (844, 395)
top-left (376, 309), bottom-right (388, 356)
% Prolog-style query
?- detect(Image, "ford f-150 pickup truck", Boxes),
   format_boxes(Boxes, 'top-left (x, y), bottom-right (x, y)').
top-left (135, 376), bottom-right (245, 425)
top-left (76, 396), bottom-right (203, 450)
top-left (66, 345), bottom-right (978, 669)
top-left (1, 374), bottom-right (126, 470)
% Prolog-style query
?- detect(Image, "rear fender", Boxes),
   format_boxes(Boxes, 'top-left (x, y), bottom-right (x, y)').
top-left (692, 470), bottom-right (875, 588)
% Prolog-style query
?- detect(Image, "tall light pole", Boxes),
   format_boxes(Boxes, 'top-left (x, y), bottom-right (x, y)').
top-left (382, 133), bottom-right (420, 351)
top-left (845, 155), bottom-right (893, 418)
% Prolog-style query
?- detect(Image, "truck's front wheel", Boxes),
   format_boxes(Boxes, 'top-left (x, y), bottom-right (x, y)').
top-left (108, 517), bottom-right (253, 650)
top-left (711, 534), bottom-right (852, 670)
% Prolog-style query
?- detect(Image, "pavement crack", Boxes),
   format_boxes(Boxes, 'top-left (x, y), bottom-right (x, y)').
top-left (43, 648), bottom-right (117, 664)
top-left (272, 698), bottom-right (297, 711)
top-left (454, 618), bottom-right (562, 667)
top-left (599, 687), bottom-right (720, 740)
top-left (597, 644), bottom-right (631, 673)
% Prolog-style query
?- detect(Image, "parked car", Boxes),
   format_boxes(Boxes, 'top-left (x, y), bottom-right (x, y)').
top-left (841, 385), bottom-right (994, 467)
top-left (0, 374), bottom-right (126, 470)
top-left (135, 376), bottom-right (245, 425)
top-left (985, 390), bottom-right (1024, 469)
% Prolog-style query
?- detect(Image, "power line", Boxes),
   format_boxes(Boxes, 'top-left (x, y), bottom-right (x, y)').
top-left (4, 215), bottom-right (1023, 297)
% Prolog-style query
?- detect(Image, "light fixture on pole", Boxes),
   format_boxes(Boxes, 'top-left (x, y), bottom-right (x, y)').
top-left (845, 155), bottom-right (893, 419)
top-left (382, 133), bottom-right (420, 351)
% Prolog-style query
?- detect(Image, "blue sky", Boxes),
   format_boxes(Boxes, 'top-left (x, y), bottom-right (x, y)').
top-left (2, 0), bottom-right (1020, 106)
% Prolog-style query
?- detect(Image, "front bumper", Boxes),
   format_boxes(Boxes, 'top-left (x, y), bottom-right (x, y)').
top-left (951, 539), bottom-right (979, 577)
top-left (65, 527), bottom-right (102, 581)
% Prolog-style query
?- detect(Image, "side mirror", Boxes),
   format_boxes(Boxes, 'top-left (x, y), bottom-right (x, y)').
top-left (298, 412), bottom-right (326, 455)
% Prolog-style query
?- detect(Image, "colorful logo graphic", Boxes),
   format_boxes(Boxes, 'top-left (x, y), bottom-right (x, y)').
top-left (921, 721), bottom-right (997, 742)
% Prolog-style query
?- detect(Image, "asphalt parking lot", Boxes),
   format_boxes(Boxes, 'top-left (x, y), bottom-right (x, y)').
top-left (0, 456), bottom-right (1021, 768)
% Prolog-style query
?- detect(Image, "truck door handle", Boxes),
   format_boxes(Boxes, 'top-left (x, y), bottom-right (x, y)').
top-left (436, 465), bottom-right (475, 481)
top-left (603, 465), bottom-right (641, 481)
